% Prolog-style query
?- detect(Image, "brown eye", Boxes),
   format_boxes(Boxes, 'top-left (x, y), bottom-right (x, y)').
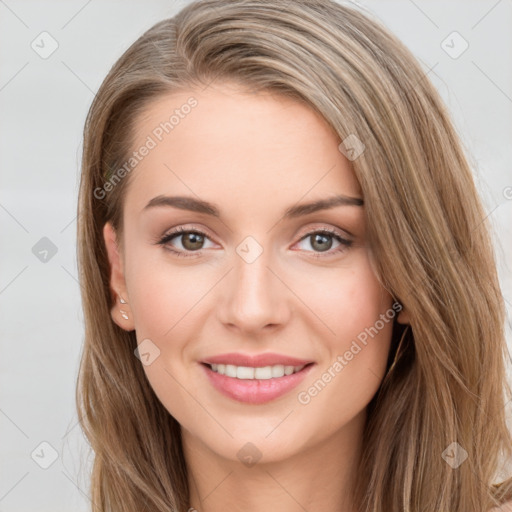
top-left (309, 233), bottom-right (333, 252)
top-left (181, 232), bottom-right (205, 251)
top-left (157, 227), bottom-right (215, 256)
top-left (294, 228), bottom-right (353, 258)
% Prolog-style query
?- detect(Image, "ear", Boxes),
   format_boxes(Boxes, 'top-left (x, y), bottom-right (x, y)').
top-left (103, 221), bottom-right (135, 331)
top-left (396, 304), bottom-right (410, 325)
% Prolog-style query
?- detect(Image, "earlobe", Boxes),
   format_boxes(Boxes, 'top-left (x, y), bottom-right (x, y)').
top-left (396, 307), bottom-right (410, 325)
top-left (103, 222), bottom-right (135, 331)
top-left (392, 298), bottom-right (410, 325)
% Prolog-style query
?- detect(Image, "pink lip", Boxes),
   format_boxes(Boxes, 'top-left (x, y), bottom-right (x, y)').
top-left (200, 360), bottom-right (316, 405)
top-left (202, 352), bottom-right (313, 367)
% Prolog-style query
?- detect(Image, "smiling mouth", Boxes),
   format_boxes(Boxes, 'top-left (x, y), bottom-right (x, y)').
top-left (200, 361), bottom-right (316, 404)
top-left (202, 362), bottom-right (314, 380)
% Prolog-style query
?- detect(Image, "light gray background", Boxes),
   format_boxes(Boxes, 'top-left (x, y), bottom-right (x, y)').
top-left (1, 0), bottom-right (511, 510)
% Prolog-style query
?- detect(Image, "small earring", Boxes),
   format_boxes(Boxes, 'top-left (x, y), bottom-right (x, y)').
top-left (120, 309), bottom-right (129, 320)
top-left (119, 296), bottom-right (127, 304)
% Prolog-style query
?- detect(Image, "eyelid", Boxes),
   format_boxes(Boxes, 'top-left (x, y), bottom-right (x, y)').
top-left (156, 223), bottom-right (218, 241)
top-left (294, 223), bottom-right (353, 241)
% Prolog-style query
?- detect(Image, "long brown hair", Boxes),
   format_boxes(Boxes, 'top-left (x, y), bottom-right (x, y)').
top-left (76, 1), bottom-right (512, 510)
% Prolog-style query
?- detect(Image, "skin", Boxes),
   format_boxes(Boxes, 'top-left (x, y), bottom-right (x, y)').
top-left (104, 81), bottom-right (409, 512)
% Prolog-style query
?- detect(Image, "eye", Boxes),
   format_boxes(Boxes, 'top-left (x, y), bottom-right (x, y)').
top-left (156, 226), bottom-right (215, 257)
top-left (294, 229), bottom-right (352, 257)
top-left (155, 226), bottom-right (353, 259)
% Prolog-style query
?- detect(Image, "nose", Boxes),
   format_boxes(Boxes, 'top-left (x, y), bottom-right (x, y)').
top-left (216, 244), bottom-right (291, 335)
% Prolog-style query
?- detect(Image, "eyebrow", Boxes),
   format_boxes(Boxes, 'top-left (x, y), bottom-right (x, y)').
top-left (143, 194), bottom-right (364, 218)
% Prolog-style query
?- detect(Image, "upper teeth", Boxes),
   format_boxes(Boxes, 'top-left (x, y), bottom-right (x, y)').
top-left (210, 363), bottom-right (305, 380)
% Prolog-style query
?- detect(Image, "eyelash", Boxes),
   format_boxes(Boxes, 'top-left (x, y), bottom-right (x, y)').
top-left (155, 226), bottom-right (353, 259)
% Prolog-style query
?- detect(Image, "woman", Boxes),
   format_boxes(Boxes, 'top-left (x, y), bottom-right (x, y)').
top-left (76, 1), bottom-right (512, 510)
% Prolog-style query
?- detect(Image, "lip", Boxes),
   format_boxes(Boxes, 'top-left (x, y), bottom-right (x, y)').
top-left (200, 358), bottom-right (316, 405)
top-left (202, 352), bottom-right (314, 367)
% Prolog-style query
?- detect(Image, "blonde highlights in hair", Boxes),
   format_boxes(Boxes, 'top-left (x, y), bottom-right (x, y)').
top-left (76, 1), bottom-right (512, 510)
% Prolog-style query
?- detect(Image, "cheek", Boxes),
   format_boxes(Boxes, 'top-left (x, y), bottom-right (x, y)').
top-left (294, 255), bottom-right (393, 420)
top-left (300, 254), bottom-right (392, 346)
top-left (122, 244), bottom-right (216, 412)
top-left (124, 241), bottom-right (206, 339)
top-left (123, 246), bottom-right (208, 421)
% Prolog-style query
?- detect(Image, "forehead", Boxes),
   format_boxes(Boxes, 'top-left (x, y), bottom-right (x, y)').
top-left (125, 82), bottom-right (362, 217)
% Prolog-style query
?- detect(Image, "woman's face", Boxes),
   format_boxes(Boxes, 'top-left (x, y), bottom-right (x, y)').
top-left (104, 81), bottom-right (398, 464)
